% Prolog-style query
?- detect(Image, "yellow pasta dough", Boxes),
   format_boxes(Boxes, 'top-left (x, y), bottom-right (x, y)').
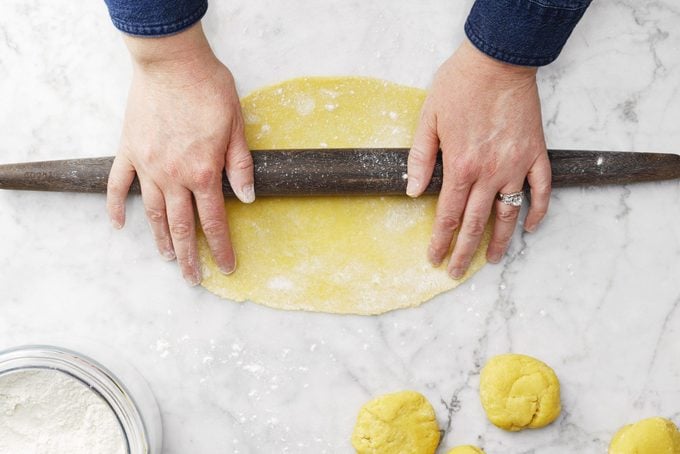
top-left (351, 390), bottom-right (440, 454)
top-left (609, 417), bottom-right (680, 454)
top-left (479, 354), bottom-right (561, 431)
top-left (446, 446), bottom-right (485, 454)
top-left (198, 77), bottom-right (490, 314)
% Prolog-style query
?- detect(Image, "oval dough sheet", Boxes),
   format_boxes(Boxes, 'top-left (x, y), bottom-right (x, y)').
top-left (198, 77), bottom-right (490, 315)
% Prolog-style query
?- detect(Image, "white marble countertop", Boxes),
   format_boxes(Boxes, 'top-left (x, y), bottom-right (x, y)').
top-left (1, 1), bottom-right (679, 453)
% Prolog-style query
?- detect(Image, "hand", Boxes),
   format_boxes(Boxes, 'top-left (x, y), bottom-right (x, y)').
top-left (407, 39), bottom-right (551, 279)
top-left (107, 23), bottom-right (254, 286)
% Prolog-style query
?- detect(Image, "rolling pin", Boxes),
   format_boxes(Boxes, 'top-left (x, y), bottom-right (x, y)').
top-left (0, 149), bottom-right (679, 196)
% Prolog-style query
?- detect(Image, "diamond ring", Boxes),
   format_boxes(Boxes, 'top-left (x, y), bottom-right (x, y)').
top-left (496, 191), bottom-right (524, 207)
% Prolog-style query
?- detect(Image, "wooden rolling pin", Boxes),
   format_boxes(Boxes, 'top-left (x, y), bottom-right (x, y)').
top-left (0, 149), bottom-right (679, 196)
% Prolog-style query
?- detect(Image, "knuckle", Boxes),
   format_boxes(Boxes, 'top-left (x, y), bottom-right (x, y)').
top-left (106, 193), bottom-right (125, 211)
top-left (163, 160), bottom-right (182, 180)
top-left (489, 236), bottom-right (511, 250)
top-left (465, 217), bottom-right (487, 237)
top-left (507, 145), bottom-right (525, 167)
top-left (496, 207), bottom-right (520, 223)
top-left (201, 218), bottom-right (225, 236)
top-left (419, 107), bottom-right (437, 130)
top-left (452, 158), bottom-right (478, 183)
top-left (436, 213), bottom-right (460, 232)
top-left (107, 174), bottom-right (129, 194)
top-left (138, 146), bottom-right (158, 165)
top-left (483, 156), bottom-right (500, 177)
top-left (528, 209), bottom-right (548, 225)
top-left (106, 177), bottom-right (121, 192)
top-left (191, 166), bottom-right (217, 188)
top-left (531, 203), bottom-right (549, 216)
top-left (534, 180), bottom-right (552, 195)
top-left (409, 145), bottom-right (432, 164)
top-left (229, 153), bottom-right (254, 173)
top-left (106, 193), bottom-right (123, 207)
top-left (107, 202), bottom-right (124, 217)
top-left (231, 114), bottom-right (245, 133)
top-left (446, 177), bottom-right (469, 194)
top-left (145, 207), bottom-right (165, 223)
top-left (107, 185), bottom-right (123, 197)
top-left (155, 231), bottom-right (171, 245)
top-left (487, 241), bottom-right (504, 253)
top-left (169, 220), bottom-right (193, 239)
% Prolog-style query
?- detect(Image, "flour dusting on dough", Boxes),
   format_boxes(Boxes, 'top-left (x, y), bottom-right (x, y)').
top-left (197, 77), bottom-right (490, 315)
top-left (267, 276), bottom-right (295, 291)
top-left (294, 94), bottom-right (316, 116)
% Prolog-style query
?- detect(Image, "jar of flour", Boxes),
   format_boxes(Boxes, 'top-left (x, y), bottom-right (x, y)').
top-left (0, 345), bottom-right (162, 453)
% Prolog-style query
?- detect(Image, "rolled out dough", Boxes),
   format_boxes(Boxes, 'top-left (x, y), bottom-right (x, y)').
top-left (198, 77), bottom-right (490, 314)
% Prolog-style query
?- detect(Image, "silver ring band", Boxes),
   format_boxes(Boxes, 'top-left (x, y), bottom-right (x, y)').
top-left (497, 191), bottom-right (524, 207)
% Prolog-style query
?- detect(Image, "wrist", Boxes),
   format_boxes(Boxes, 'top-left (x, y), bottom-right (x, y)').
top-left (123, 23), bottom-right (220, 85)
top-left (455, 39), bottom-right (537, 85)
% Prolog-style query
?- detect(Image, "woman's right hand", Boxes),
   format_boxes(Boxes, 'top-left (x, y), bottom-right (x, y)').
top-left (107, 23), bottom-right (254, 286)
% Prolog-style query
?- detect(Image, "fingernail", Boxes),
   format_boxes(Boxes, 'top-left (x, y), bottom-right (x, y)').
top-left (240, 184), bottom-right (255, 204)
top-left (219, 258), bottom-right (236, 275)
top-left (429, 257), bottom-right (442, 267)
top-left (220, 266), bottom-right (235, 275)
top-left (427, 246), bottom-right (442, 266)
top-left (185, 271), bottom-right (201, 287)
top-left (487, 251), bottom-right (501, 264)
top-left (160, 249), bottom-right (176, 261)
top-left (406, 175), bottom-right (419, 197)
top-left (525, 223), bottom-right (536, 233)
top-left (111, 219), bottom-right (123, 230)
top-left (449, 268), bottom-right (465, 279)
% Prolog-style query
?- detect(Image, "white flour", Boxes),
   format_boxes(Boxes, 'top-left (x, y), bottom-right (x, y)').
top-left (0, 369), bottom-right (126, 454)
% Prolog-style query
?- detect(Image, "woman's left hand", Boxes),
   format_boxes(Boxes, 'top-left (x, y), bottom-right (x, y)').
top-left (407, 39), bottom-right (552, 278)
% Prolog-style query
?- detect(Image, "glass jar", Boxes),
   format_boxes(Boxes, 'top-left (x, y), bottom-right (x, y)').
top-left (0, 345), bottom-right (163, 453)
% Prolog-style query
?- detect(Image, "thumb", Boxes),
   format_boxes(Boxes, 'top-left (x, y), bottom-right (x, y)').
top-left (407, 108), bottom-right (439, 197)
top-left (106, 154), bottom-right (136, 229)
top-left (225, 116), bottom-right (255, 204)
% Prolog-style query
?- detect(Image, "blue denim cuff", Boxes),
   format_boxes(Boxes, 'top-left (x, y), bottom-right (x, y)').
top-left (104, 0), bottom-right (208, 37)
top-left (465, 0), bottom-right (591, 67)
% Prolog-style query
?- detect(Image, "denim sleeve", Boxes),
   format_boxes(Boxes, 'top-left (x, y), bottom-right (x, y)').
top-left (103, 0), bottom-right (208, 36)
top-left (465, 0), bottom-right (592, 66)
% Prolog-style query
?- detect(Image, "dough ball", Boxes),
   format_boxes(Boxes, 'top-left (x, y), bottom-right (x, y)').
top-left (479, 354), bottom-right (561, 431)
top-left (609, 417), bottom-right (680, 454)
top-left (446, 445), bottom-right (485, 454)
top-left (351, 390), bottom-right (440, 454)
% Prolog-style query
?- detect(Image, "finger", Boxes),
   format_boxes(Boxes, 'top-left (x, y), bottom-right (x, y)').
top-left (524, 152), bottom-right (552, 232)
top-left (194, 185), bottom-right (235, 275)
top-left (139, 179), bottom-right (175, 261)
top-left (428, 170), bottom-right (472, 266)
top-left (165, 188), bottom-right (201, 286)
top-left (486, 185), bottom-right (524, 264)
top-left (106, 155), bottom-right (136, 229)
top-left (448, 186), bottom-right (495, 279)
top-left (225, 112), bottom-right (255, 204)
top-left (407, 107), bottom-right (439, 197)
